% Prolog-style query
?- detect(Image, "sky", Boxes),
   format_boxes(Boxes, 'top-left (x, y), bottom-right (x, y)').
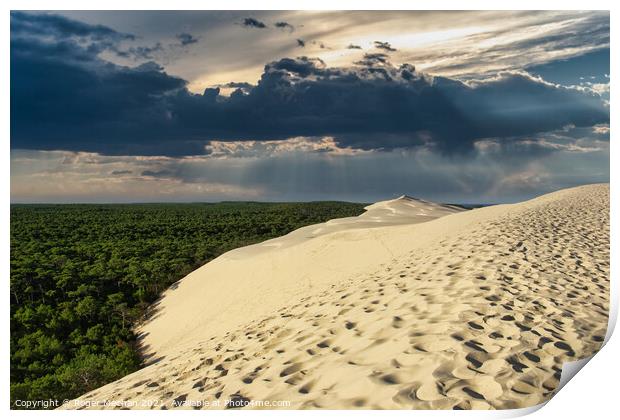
top-left (10, 10), bottom-right (610, 203)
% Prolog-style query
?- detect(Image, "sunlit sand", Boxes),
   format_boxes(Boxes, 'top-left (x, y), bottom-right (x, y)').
top-left (63, 184), bottom-right (609, 410)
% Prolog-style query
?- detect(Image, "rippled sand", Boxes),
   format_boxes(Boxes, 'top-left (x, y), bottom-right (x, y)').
top-left (63, 184), bottom-right (609, 410)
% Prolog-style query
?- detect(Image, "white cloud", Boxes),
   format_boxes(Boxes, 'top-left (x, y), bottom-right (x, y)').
top-left (205, 137), bottom-right (369, 158)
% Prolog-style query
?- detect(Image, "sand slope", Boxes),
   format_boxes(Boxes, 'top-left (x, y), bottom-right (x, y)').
top-left (136, 195), bottom-right (464, 362)
top-left (63, 184), bottom-right (609, 410)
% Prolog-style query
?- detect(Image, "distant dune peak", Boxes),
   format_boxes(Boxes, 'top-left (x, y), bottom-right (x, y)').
top-left (219, 194), bottom-right (465, 260)
top-left (363, 194), bottom-right (461, 219)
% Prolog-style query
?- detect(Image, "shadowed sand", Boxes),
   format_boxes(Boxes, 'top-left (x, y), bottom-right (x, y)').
top-left (63, 184), bottom-right (609, 410)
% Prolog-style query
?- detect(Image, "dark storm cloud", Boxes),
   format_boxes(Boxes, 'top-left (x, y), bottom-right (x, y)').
top-left (10, 10), bottom-right (136, 60)
top-left (11, 28), bottom-right (189, 155)
top-left (242, 17), bottom-right (267, 29)
top-left (10, 11), bottom-right (135, 43)
top-left (374, 41), bottom-right (397, 52)
top-left (10, 10), bottom-right (175, 62)
top-left (354, 53), bottom-right (390, 66)
top-left (176, 32), bottom-right (199, 46)
top-left (10, 12), bottom-right (609, 157)
top-left (274, 21), bottom-right (295, 32)
top-left (263, 56), bottom-right (329, 78)
top-left (119, 42), bottom-right (164, 59)
top-left (111, 170), bottom-right (133, 175)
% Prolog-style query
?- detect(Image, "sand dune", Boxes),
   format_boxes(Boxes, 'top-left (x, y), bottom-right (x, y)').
top-left (63, 184), bottom-right (610, 410)
top-left (136, 195), bottom-right (464, 363)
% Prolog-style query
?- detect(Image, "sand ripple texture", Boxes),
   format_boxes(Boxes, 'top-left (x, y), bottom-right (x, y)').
top-left (63, 184), bottom-right (609, 410)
